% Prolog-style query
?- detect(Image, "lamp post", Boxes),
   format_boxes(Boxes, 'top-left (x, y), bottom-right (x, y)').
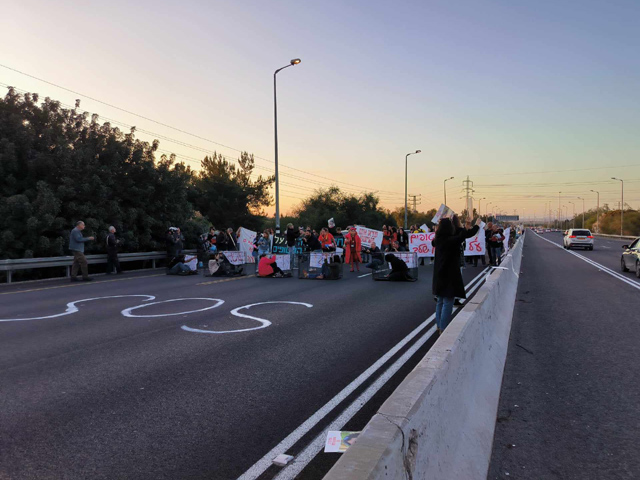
top-left (611, 177), bottom-right (624, 236)
top-left (486, 202), bottom-right (492, 220)
top-left (558, 191), bottom-right (562, 229)
top-left (478, 197), bottom-right (486, 220)
top-left (569, 201), bottom-right (575, 229)
top-left (590, 189), bottom-right (600, 233)
top-left (443, 176), bottom-right (454, 205)
top-left (273, 58), bottom-right (301, 234)
top-left (577, 196), bottom-right (585, 228)
top-left (563, 205), bottom-right (568, 228)
top-left (404, 150), bottom-right (421, 229)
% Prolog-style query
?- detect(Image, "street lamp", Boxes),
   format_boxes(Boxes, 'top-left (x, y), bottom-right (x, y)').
top-left (562, 205), bottom-right (568, 227)
top-left (568, 201), bottom-right (575, 229)
top-left (558, 191), bottom-right (562, 228)
top-left (590, 190), bottom-right (600, 233)
top-left (273, 58), bottom-right (302, 234)
top-left (443, 176), bottom-right (454, 205)
top-left (486, 201), bottom-right (492, 219)
top-left (404, 150), bottom-right (421, 228)
top-left (577, 197), bottom-right (585, 228)
top-left (611, 177), bottom-right (624, 236)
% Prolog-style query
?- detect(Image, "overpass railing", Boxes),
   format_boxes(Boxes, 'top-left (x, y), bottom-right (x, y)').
top-left (0, 250), bottom-right (196, 284)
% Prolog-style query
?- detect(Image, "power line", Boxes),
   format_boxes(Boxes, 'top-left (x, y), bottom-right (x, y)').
top-left (0, 69), bottom-right (402, 195)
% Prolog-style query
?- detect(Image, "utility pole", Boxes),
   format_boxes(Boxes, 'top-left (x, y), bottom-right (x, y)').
top-left (462, 176), bottom-right (474, 219)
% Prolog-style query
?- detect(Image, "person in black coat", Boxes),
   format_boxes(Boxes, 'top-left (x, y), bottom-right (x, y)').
top-left (105, 226), bottom-right (122, 274)
top-left (385, 253), bottom-right (417, 281)
top-left (431, 217), bottom-right (481, 333)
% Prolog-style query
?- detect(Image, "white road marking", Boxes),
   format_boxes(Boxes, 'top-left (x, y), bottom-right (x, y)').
top-left (121, 298), bottom-right (225, 317)
top-left (357, 273), bottom-right (372, 278)
top-left (181, 301), bottom-right (313, 334)
top-left (535, 234), bottom-right (640, 290)
top-left (237, 267), bottom-right (491, 480)
top-left (0, 295), bottom-right (155, 322)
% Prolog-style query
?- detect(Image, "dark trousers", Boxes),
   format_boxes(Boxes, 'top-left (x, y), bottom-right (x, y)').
top-left (266, 265), bottom-right (284, 277)
top-left (106, 251), bottom-right (122, 273)
top-left (71, 251), bottom-right (89, 279)
top-left (473, 254), bottom-right (486, 266)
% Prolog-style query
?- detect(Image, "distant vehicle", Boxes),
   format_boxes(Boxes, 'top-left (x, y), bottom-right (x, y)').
top-left (620, 238), bottom-right (640, 277)
top-left (545, 229), bottom-right (551, 233)
top-left (563, 229), bottom-right (594, 250)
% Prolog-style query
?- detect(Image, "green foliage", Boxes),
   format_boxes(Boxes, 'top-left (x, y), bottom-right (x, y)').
top-left (0, 89), bottom-right (273, 259)
top-left (286, 187), bottom-right (394, 230)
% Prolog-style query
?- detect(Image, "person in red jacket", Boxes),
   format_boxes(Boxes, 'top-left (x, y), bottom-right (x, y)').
top-left (344, 227), bottom-right (362, 272)
top-left (258, 255), bottom-right (284, 277)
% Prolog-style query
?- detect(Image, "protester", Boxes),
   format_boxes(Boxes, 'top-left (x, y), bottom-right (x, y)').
top-left (257, 231), bottom-right (271, 256)
top-left (105, 226), bottom-right (122, 274)
top-left (343, 227), bottom-right (362, 272)
top-left (488, 225), bottom-right (505, 266)
top-left (386, 241), bottom-right (400, 253)
top-left (364, 242), bottom-right (384, 270)
top-left (432, 217), bottom-right (481, 334)
top-left (485, 222), bottom-right (494, 265)
top-left (303, 229), bottom-right (323, 252)
top-left (166, 254), bottom-right (197, 275)
top-left (385, 253), bottom-right (416, 281)
top-left (196, 233), bottom-right (210, 266)
top-left (207, 226), bottom-right (217, 250)
top-left (397, 227), bottom-right (409, 251)
top-left (285, 223), bottom-right (300, 265)
top-left (381, 225), bottom-right (391, 250)
top-left (258, 254), bottom-right (285, 278)
top-left (166, 227), bottom-right (183, 260)
top-left (69, 221), bottom-right (94, 282)
top-left (318, 227), bottom-right (337, 252)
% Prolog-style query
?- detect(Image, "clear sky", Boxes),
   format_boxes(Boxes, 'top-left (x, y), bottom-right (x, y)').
top-left (1, 0), bottom-right (639, 222)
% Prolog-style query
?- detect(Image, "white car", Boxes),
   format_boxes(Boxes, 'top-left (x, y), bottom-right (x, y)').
top-left (563, 229), bottom-right (594, 250)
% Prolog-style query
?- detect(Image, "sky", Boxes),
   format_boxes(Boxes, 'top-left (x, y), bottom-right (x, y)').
top-left (1, 0), bottom-right (639, 222)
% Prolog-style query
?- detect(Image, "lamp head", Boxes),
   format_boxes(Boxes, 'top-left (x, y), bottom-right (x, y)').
top-left (415, 150), bottom-right (421, 154)
top-left (291, 58), bottom-right (301, 65)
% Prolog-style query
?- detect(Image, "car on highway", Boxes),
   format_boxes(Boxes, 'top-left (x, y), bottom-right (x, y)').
top-left (621, 238), bottom-right (640, 277)
top-left (563, 229), bottom-right (594, 250)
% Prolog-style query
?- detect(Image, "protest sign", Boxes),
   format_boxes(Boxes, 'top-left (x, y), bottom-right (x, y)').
top-left (238, 227), bottom-right (257, 263)
top-left (324, 431), bottom-right (360, 453)
top-left (464, 225), bottom-right (486, 256)
top-left (409, 232), bottom-right (435, 257)
top-left (271, 234), bottom-right (304, 255)
top-left (386, 252), bottom-right (418, 269)
top-left (309, 252), bottom-right (340, 268)
top-left (184, 255), bottom-right (198, 271)
top-left (420, 224), bottom-right (430, 232)
top-left (355, 226), bottom-right (383, 248)
top-left (432, 203), bottom-right (455, 224)
top-left (503, 228), bottom-right (511, 253)
top-left (274, 254), bottom-right (291, 271)
top-left (328, 218), bottom-right (335, 228)
top-left (222, 251), bottom-right (245, 265)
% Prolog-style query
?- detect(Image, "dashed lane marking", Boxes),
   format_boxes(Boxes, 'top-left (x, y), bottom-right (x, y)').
top-left (197, 274), bottom-right (255, 286)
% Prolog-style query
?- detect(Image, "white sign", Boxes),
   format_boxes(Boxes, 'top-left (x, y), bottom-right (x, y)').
top-left (309, 252), bottom-right (338, 268)
top-left (238, 227), bottom-right (257, 263)
top-left (222, 251), bottom-right (245, 265)
top-left (328, 217), bottom-right (335, 228)
top-left (324, 431), bottom-right (360, 453)
top-left (420, 224), bottom-right (429, 232)
top-left (409, 232), bottom-right (435, 258)
top-left (464, 223), bottom-right (486, 256)
top-left (432, 203), bottom-right (455, 224)
top-left (355, 226), bottom-right (383, 248)
top-left (503, 228), bottom-right (511, 253)
top-left (274, 254), bottom-right (291, 271)
top-left (184, 255), bottom-right (197, 271)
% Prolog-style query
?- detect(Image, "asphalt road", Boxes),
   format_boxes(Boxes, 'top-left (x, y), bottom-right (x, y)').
top-left (1, 259), bottom-right (491, 480)
top-left (488, 231), bottom-right (640, 479)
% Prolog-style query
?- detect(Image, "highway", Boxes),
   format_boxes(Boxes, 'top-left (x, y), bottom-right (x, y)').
top-left (1, 260), bottom-right (492, 480)
top-left (489, 231), bottom-right (640, 479)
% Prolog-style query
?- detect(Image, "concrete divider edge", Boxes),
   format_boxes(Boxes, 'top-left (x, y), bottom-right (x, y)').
top-left (323, 235), bottom-right (525, 480)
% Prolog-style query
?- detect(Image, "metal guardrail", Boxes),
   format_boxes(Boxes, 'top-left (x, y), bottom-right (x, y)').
top-left (593, 233), bottom-right (638, 241)
top-left (0, 250), bottom-right (196, 284)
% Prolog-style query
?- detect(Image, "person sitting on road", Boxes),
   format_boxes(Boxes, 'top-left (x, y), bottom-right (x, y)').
top-left (364, 242), bottom-right (384, 270)
top-left (384, 253), bottom-right (417, 282)
top-left (258, 254), bottom-right (285, 278)
top-left (167, 255), bottom-right (197, 275)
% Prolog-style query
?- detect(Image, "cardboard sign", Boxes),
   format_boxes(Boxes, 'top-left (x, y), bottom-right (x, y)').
top-left (464, 222), bottom-right (486, 256)
top-left (409, 232), bottom-right (435, 258)
top-left (432, 203), bottom-right (455, 224)
top-left (238, 227), bottom-right (257, 263)
top-left (222, 251), bottom-right (245, 265)
top-left (385, 252), bottom-right (418, 268)
top-left (355, 226), bottom-right (383, 249)
top-left (324, 431), bottom-right (360, 453)
top-left (503, 227), bottom-right (511, 253)
top-left (309, 252), bottom-right (339, 268)
top-left (272, 234), bottom-right (304, 255)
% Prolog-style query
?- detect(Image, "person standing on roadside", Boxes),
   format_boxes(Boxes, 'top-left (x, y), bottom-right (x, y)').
top-left (431, 217), bottom-right (481, 334)
top-left (69, 221), bottom-right (94, 282)
top-left (285, 223), bottom-right (300, 267)
top-left (105, 226), bottom-right (123, 274)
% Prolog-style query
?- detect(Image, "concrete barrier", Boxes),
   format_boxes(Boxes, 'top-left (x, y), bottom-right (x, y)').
top-left (324, 235), bottom-right (525, 480)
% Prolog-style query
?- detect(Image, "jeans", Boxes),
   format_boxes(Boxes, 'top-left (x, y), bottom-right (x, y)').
top-left (436, 296), bottom-right (455, 331)
top-left (288, 246), bottom-right (296, 269)
top-left (365, 259), bottom-right (383, 270)
top-left (491, 247), bottom-right (502, 265)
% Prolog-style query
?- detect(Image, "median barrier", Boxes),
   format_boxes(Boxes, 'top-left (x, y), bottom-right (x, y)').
top-left (324, 233), bottom-right (524, 480)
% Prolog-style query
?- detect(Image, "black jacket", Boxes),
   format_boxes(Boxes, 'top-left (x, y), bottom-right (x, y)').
top-left (306, 234), bottom-right (322, 251)
top-left (432, 225), bottom-right (479, 298)
top-left (106, 233), bottom-right (119, 254)
top-left (286, 228), bottom-right (300, 247)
